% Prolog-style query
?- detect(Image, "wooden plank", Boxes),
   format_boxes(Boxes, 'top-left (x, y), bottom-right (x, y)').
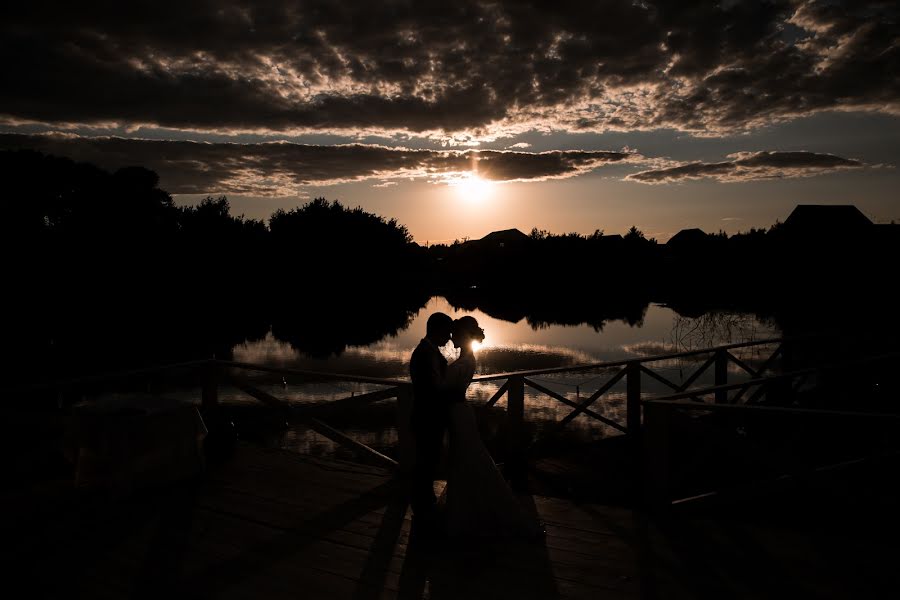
top-left (234, 455), bottom-right (391, 488)
top-left (677, 354), bottom-right (716, 391)
top-left (524, 378), bottom-right (627, 433)
top-left (203, 447), bottom-right (644, 573)
top-left (752, 343), bottom-right (783, 377)
top-left (19, 439), bottom-right (900, 600)
top-left (472, 336), bottom-right (786, 382)
top-left (205, 463), bottom-right (387, 499)
top-left (714, 349), bottom-right (729, 404)
top-left (175, 515), bottom-right (406, 599)
top-left (507, 376), bottom-right (527, 488)
top-left (640, 365), bottom-right (703, 402)
top-left (3, 358), bottom-right (213, 395)
top-left (222, 380), bottom-right (399, 470)
top-left (202, 360), bottom-right (220, 410)
top-left (185, 505), bottom-right (619, 600)
top-left (225, 374), bottom-right (291, 412)
top-left (221, 359), bottom-right (408, 387)
top-left (643, 400), bottom-right (671, 508)
top-left (200, 480), bottom-right (639, 581)
top-left (558, 367), bottom-right (626, 428)
top-left (307, 418), bottom-right (399, 470)
top-left (731, 344), bottom-right (781, 403)
top-left (725, 351), bottom-right (759, 378)
top-left (484, 379), bottom-right (510, 407)
top-left (193, 497), bottom-right (638, 593)
top-left (303, 385), bottom-right (401, 415)
top-left (639, 364), bottom-right (680, 391)
top-left (643, 399), bottom-right (900, 420)
top-left (204, 464), bottom-right (636, 571)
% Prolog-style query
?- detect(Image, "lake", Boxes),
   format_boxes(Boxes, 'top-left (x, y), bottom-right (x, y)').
top-left (217, 296), bottom-right (780, 458)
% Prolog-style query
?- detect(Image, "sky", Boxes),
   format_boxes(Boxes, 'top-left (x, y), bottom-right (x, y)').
top-left (2, 1), bottom-right (898, 241)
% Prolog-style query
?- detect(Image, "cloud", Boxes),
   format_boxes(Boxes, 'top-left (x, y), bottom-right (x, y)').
top-left (625, 151), bottom-right (867, 183)
top-left (0, 133), bottom-right (635, 195)
top-left (1, 1), bottom-right (897, 138)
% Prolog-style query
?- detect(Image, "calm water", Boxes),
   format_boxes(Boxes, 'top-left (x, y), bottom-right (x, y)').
top-left (233, 296), bottom-right (778, 379)
top-left (216, 297), bottom-right (780, 457)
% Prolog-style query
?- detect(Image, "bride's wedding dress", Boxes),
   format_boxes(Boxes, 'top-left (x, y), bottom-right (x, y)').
top-left (440, 351), bottom-right (543, 539)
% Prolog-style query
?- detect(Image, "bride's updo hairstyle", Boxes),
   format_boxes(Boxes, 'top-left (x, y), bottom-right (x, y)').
top-left (452, 316), bottom-right (485, 343)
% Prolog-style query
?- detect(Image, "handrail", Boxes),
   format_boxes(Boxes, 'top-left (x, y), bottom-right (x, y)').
top-left (0, 358), bottom-right (215, 395)
top-left (6, 331), bottom-right (895, 505)
top-left (471, 336), bottom-right (785, 381)
top-left (647, 367), bottom-right (817, 402)
top-left (7, 327), bottom-right (895, 397)
top-left (219, 359), bottom-right (411, 387)
top-left (6, 330), bottom-right (880, 396)
top-left (224, 373), bottom-right (401, 470)
top-left (643, 399), bottom-right (900, 420)
top-left (649, 350), bottom-right (900, 403)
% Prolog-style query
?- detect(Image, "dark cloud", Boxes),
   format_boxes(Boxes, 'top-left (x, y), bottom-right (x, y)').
top-left (0, 133), bottom-right (634, 194)
top-left (1, 1), bottom-right (897, 137)
top-left (626, 151), bottom-right (867, 183)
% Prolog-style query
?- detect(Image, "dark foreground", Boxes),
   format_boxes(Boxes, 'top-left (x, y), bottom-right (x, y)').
top-left (3, 442), bottom-right (899, 599)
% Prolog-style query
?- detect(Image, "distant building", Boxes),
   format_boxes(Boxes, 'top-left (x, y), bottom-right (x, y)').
top-left (666, 228), bottom-right (708, 249)
top-left (783, 205), bottom-right (873, 237)
top-left (473, 228), bottom-right (530, 251)
top-left (478, 228), bottom-right (530, 245)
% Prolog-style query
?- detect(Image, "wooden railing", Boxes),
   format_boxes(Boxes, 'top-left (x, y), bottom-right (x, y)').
top-left (469, 336), bottom-right (788, 483)
top-left (8, 332), bottom-right (894, 508)
top-left (209, 360), bottom-right (413, 471)
top-left (4, 358), bottom-right (415, 473)
top-left (2, 336), bottom-right (794, 479)
top-left (640, 350), bottom-right (900, 508)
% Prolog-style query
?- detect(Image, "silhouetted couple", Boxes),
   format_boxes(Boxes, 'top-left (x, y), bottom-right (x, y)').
top-left (408, 312), bottom-right (543, 541)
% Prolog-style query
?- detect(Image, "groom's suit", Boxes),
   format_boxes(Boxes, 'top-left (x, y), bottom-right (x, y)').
top-left (409, 338), bottom-right (449, 518)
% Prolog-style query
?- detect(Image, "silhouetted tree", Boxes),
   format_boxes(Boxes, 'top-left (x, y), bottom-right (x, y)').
top-left (4, 149), bottom-right (898, 377)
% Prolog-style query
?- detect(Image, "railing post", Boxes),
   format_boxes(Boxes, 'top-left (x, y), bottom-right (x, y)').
top-left (715, 349), bottom-right (728, 404)
top-left (626, 361), bottom-right (642, 502)
top-left (643, 400), bottom-right (671, 511)
top-left (506, 376), bottom-right (527, 490)
top-left (781, 340), bottom-right (793, 373)
top-left (202, 360), bottom-right (220, 411)
top-left (626, 361), bottom-right (642, 437)
top-left (395, 384), bottom-right (415, 475)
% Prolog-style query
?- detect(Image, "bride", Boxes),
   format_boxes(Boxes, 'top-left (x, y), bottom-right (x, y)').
top-left (440, 316), bottom-right (544, 539)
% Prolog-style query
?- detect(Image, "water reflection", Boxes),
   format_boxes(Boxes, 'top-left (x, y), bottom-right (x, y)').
top-left (228, 296), bottom-right (779, 456)
top-left (234, 296), bottom-right (777, 376)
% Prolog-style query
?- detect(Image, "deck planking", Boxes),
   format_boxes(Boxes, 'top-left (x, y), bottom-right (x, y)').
top-left (3, 443), bottom-right (899, 599)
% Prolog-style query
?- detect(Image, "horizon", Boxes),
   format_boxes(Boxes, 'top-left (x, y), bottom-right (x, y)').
top-left (5, 3), bottom-right (900, 592)
top-left (2, 2), bottom-right (899, 243)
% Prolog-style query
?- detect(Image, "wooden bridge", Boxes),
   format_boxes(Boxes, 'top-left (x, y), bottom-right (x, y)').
top-left (3, 335), bottom-right (900, 598)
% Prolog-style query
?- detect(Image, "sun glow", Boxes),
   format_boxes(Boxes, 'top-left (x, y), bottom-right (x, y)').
top-left (452, 173), bottom-right (494, 203)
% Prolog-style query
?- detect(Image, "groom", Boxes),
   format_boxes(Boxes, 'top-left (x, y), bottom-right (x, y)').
top-left (408, 311), bottom-right (453, 533)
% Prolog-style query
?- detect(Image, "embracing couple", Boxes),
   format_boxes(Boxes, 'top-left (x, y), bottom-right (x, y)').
top-left (408, 312), bottom-right (543, 541)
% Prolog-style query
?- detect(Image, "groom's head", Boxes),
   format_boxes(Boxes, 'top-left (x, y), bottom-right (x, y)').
top-left (425, 312), bottom-right (453, 346)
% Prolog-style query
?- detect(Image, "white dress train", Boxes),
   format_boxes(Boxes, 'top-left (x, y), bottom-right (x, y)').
top-left (440, 352), bottom-right (543, 538)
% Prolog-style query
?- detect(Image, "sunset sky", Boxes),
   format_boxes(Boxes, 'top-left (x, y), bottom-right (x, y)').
top-left (2, 1), bottom-right (898, 241)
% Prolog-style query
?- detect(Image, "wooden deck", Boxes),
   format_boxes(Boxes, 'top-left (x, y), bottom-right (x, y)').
top-left (3, 443), bottom-right (898, 599)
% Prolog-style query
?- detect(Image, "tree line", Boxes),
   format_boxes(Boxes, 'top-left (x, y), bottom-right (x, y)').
top-left (4, 149), bottom-right (897, 377)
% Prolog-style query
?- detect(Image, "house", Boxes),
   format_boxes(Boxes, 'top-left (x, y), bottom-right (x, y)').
top-left (477, 228), bottom-right (530, 248)
top-left (782, 205), bottom-right (873, 237)
top-left (666, 228), bottom-right (708, 250)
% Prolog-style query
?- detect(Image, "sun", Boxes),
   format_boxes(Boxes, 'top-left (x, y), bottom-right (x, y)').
top-left (453, 173), bottom-right (494, 203)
